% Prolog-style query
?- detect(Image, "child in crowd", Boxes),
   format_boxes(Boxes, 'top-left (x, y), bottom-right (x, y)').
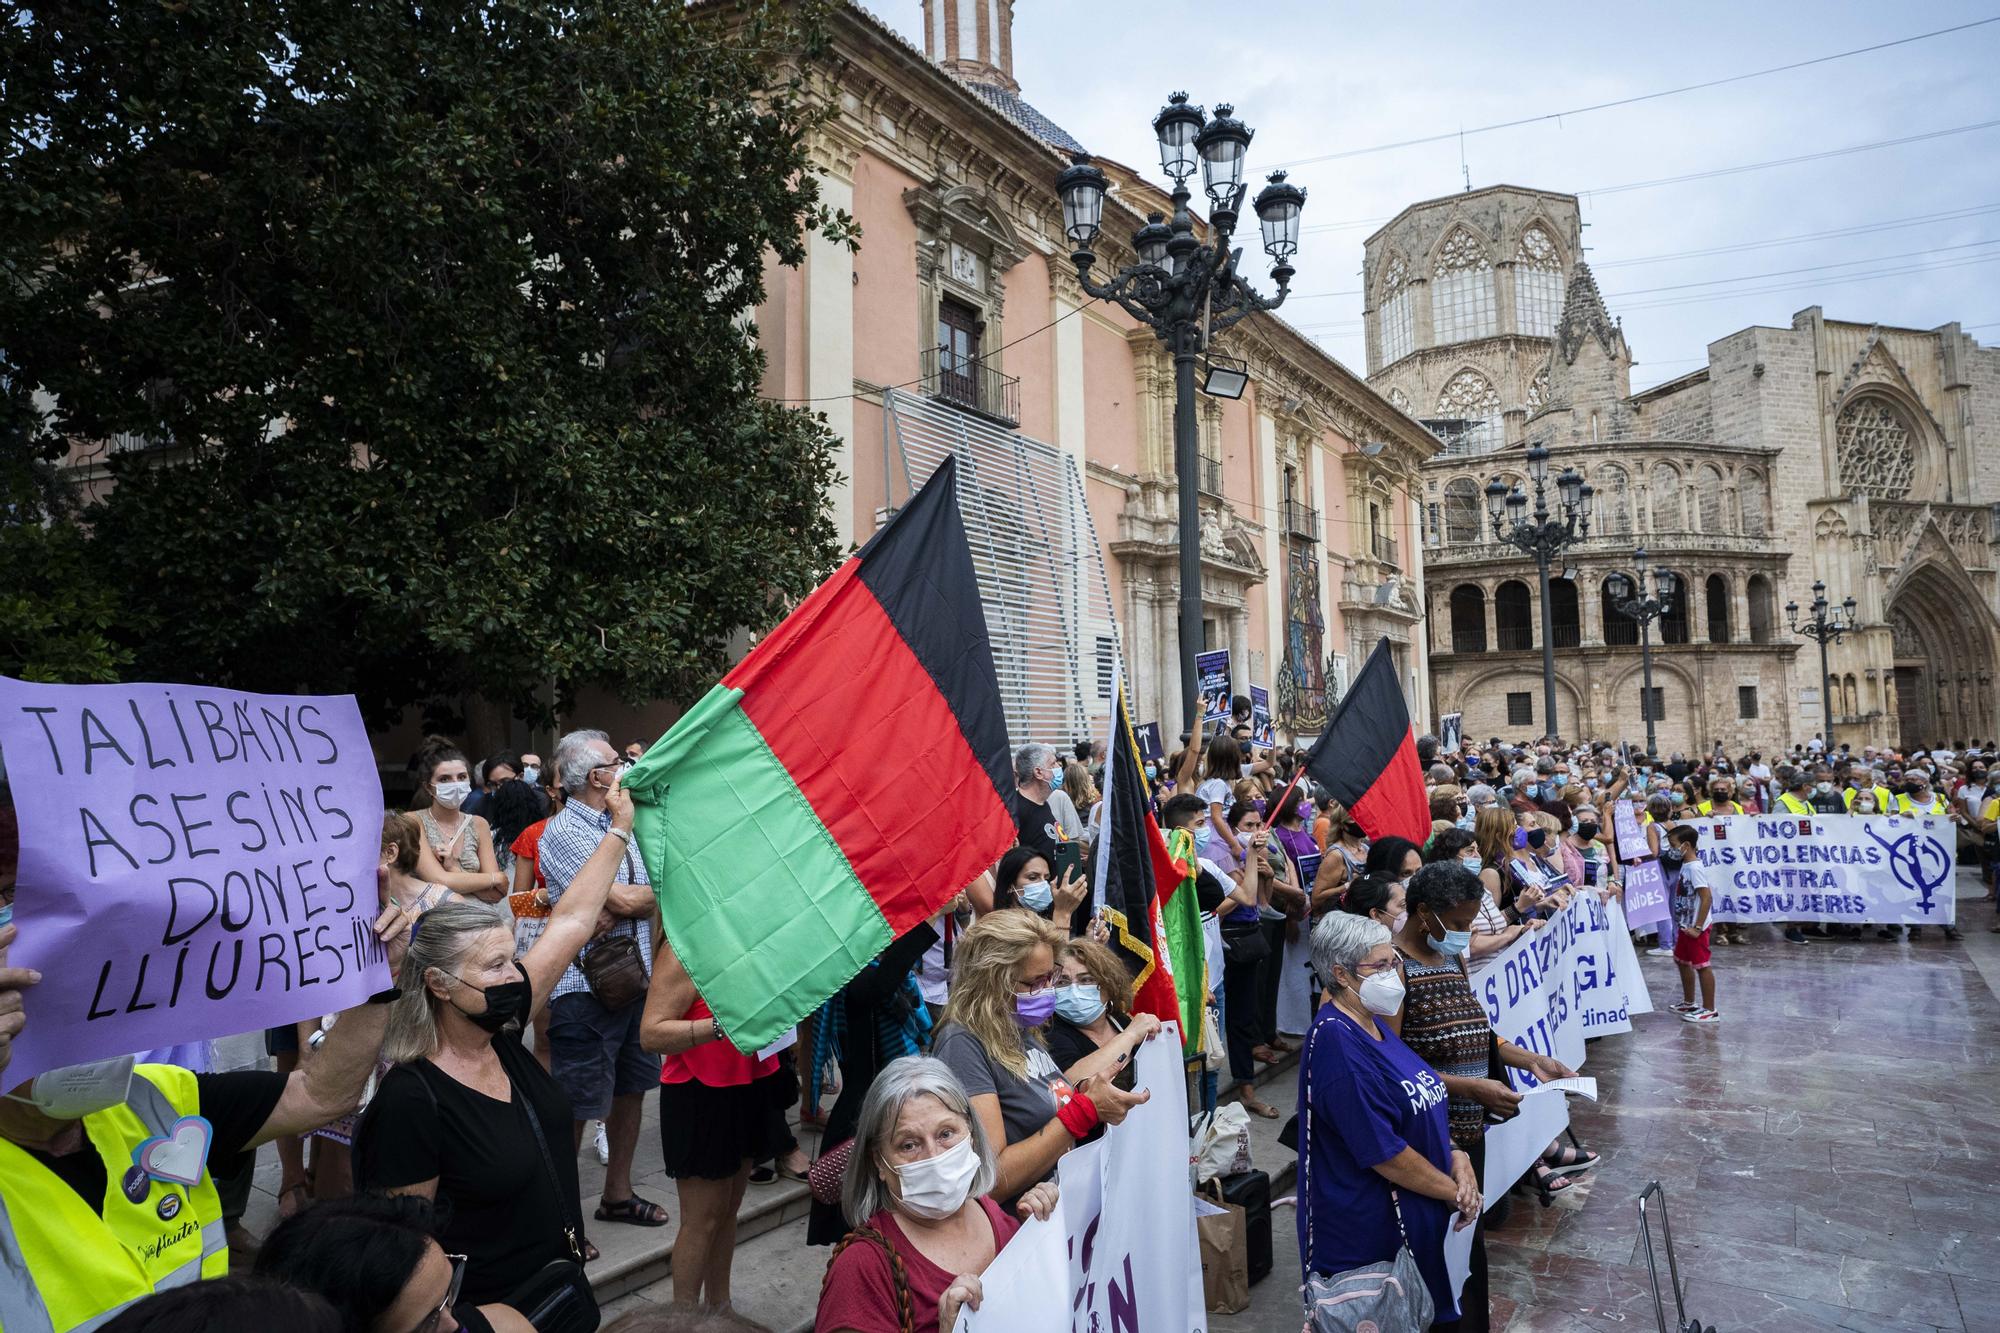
top-left (1666, 823), bottom-right (1719, 1025)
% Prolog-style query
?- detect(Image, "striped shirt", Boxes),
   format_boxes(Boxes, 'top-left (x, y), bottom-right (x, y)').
top-left (1396, 949), bottom-right (1492, 1148)
top-left (537, 799), bottom-right (653, 1001)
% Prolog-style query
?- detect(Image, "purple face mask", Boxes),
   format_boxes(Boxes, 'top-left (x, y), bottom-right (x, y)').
top-left (1013, 988), bottom-right (1057, 1027)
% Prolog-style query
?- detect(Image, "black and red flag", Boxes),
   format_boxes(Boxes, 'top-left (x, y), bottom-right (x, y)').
top-left (1299, 637), bottom-right (1430, 844)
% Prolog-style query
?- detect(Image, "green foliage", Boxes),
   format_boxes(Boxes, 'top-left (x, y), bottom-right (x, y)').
top-left (0, 0), bottom-right (858, 725)
top-left (0, 451), bottom-right (130, 684)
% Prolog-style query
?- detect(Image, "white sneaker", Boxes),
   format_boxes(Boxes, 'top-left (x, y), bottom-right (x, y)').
top-left (1646, 947), bottom-right (1673, 958)
top-left (593, 1121), bottom-right (610, 1164)
top-left (1680, 1009), bottom-right (1721, 1025)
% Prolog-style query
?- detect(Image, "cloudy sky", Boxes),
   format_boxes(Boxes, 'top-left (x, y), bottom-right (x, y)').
top-left (875, 1), bottom-right (2000, 392)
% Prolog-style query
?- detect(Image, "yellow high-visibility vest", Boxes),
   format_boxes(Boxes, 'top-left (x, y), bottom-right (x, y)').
top-left (1842, 786), bottom-right (1894, 814)
top-left (0, 1064), bottom-right (228, 1331)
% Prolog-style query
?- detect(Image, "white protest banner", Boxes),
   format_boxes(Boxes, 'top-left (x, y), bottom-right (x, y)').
top-left (1473, 892), bottom-right (1649, 1207)
top-left (962, 1028), bottom-right (1204, 1333)
top-left (0, 678), bottom-right (387, 1087)
top-left (1699, 813), bottom-right (1956, 925)
top-left (1622, 859), bottom-right (1672, 931)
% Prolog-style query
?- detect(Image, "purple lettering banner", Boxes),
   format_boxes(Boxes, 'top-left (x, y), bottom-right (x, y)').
top-left (1623, 859), bottom-right (1672, 931)
top-left (0, 679), bottom-right (387, 1086)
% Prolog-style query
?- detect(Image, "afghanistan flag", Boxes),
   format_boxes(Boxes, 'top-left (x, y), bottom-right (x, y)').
top-left (622, 458), bottom-right (1017, 1049)
top-left (1093, 675), bottom-right (1205, 1057)
top-left (1299, 636), bottom-right (1430, 844)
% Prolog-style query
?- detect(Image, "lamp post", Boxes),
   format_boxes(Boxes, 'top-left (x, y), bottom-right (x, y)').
top-left (1484, 444), bottom-right (1593, 740)
top-left (1786, 581), bottom-right (1857, 751)
top-left (1055, 93), bottom-right (1304, 733)
top-left (1606, 547), bottom-right (1680, 759)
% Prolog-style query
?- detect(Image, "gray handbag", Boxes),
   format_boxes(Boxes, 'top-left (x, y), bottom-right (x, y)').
top-left (1299, 1015), bottom-right (1437, 1333)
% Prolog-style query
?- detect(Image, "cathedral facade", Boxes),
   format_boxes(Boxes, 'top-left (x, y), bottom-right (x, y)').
top-left (1365, 185), bottom-right (2000, 753)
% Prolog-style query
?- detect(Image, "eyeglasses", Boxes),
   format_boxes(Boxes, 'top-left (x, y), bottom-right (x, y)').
top-left (414, 1253), bottom-right (466, 1333)
top-left (1351, 957), bottom-right (1400, 977)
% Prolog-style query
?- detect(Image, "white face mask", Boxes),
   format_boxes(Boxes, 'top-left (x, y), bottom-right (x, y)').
top-left (433, 779), bottom-right (472, 809)
top-left (6, 1053), bottom-right (137, 1119)
top-left (1017, 878), bottom-right (1055, 912)
top-left (1353, 970), bottom-right (1406, 1017)
top-left (520, 765), bottom-right (540, 786)
top-left (889, 1135), bottom-right (980, 1220)
top-left (1856, 800), bottom-right (1876, 813)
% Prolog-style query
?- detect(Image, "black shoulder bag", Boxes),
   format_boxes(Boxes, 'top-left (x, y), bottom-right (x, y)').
top-left (507, 1067), bottom-right (601, 1333)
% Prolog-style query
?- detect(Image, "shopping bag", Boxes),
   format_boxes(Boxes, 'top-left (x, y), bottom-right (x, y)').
top-left (1196, 1182), bottom-right (1250, 1314)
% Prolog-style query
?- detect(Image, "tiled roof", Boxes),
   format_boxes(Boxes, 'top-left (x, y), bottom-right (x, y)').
top-left (962, 81), bottom-right (1087, 155)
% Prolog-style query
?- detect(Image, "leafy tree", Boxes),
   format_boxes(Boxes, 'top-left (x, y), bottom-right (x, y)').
top-left (0, 1), bottom-right (857, 726)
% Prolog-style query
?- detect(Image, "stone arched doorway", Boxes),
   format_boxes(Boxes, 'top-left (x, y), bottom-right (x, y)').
top-left (1886, 561), bottom-right (1998, 746)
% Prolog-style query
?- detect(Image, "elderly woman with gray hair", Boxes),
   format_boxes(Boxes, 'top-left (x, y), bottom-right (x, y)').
top-left (1298, 912), bottom-right (1478, 1329)
top-left (815, 1056), bottom-right (1058, 1333)
top-left (352, 775), bottom-right (637, 1324)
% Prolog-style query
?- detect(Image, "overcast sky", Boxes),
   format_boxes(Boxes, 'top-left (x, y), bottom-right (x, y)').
top-left (876, 1), bottom-right (2000, 393)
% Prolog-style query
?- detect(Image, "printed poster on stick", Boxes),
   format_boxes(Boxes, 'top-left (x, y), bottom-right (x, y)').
top-left (1248, 685), bottom-right (1275, 747)
top-left (1195, 649), bottom-right (1232, 727)
top-left (0, 678), bottom-right (388, 1086)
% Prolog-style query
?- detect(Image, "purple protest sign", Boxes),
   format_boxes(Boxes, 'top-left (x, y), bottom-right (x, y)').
top-left (1612, 799), bottom-right (1646, 864)
top-left (0, 678), bottom-right (387, 1087)
top-left (1623, 858), bottom-right (1672, 931)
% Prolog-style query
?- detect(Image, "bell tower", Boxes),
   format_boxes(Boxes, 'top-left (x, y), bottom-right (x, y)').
top-left (922, 0), bottom-right (1018, 93)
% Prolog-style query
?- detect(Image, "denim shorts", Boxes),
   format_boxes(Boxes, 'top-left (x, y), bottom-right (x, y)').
top-left (546, 990), bottom-right (661, 1120)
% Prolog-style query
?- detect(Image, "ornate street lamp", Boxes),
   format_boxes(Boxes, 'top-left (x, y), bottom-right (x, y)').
top-left (1485, 444), bottom-right (1593, 739)
top-left (1787, 581), bottom-right (1858, 750)
top-left (1054, 94), bottom-right (1303, 732)
top-left (1606, 548), bottom-right (1680, 759)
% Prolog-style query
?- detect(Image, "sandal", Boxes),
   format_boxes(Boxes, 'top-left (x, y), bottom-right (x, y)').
top-left (582, 1239), bottom-right (601, 1263)
top-left (1238, 1093), bottom-right (1280, 1120)
top-left (277, 1181), bottom-right (310, 1219)
top-left (1251, 1045), bottom-right (1283, 1065)
top-left (1529, 1163), bottom-right (1577, 1196)
top-left (1542, 1144), bottom-right (1601, 1173)
top-left (595, 1193), bottom-right (670, 1227)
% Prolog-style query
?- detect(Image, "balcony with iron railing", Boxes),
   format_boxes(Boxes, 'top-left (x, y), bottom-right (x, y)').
top-left (1199, 454), bottom-right (1225, 498)
top-left (1283, 497), bottom-right (1320, 541)
top-left (1372, 533), bottom-right (1399, 569)
top-left (920, 346), bottom-right (1020, 428)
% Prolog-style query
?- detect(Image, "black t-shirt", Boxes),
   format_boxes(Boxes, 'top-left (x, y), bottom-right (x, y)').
top-left (29, 1069), bottom-right (285, 1214)
top-left (353, 1035), bottom-right (579, 1306)
top-left (1014, 792), bottom-right (1057, 860)
top-left (1045, 1014), bottom-right (1128, 1078)
top-left (1193, 863), bottom-right (1230, 914)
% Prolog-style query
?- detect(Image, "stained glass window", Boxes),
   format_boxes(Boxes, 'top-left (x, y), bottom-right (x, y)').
top-left (1431, 228), bottom-right (1495, 344)
top-left (1514, 225), bottom-right (1564, 337)
top-left (1277, 542), bottom-right (1329, 732)
top-left (1436, 369), bottom-right (1501, 454)
top-left (1378, 255), bottom-right (1413, 365)
top-left (1835, 396), bottom-right (1916, 500)
top-left (1443, 477), bottom-right (1480, 542)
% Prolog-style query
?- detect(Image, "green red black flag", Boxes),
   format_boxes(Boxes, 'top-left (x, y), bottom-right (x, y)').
top-left (622, 457), bottom-right (1018, 1048)
top-left (1093, 675), bottom-right (1205, 1054)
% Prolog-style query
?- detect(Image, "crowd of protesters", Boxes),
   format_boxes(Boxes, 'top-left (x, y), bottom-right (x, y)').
top-left (2, 702), bottom-right (1991, 1333)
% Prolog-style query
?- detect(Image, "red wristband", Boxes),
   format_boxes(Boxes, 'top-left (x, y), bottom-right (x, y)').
top-left (1055, 1091), bottom-right (1101, 1139)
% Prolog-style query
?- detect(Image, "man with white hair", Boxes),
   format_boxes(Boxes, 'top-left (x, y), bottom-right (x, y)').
top-left (1012, 742), bottom-right (1082, 862)
top-left (537, 727), bottom-right (667, 1231)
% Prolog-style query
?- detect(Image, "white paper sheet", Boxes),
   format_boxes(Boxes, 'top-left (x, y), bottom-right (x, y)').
top-left (1521, 1076), bottom-right (1599, 1101)
top-left (1445, 1200), bottom-right (1481, 1303)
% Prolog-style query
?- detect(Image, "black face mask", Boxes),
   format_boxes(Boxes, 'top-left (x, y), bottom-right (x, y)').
top-left (1577, 822), bottom-right (1601, 842)
top-left (1526, 829), bottom-right (1548, 850)
top-left (449, 961), bottom-right (532, 1034)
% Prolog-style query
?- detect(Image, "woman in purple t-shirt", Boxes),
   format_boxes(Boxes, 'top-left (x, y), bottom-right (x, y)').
top-left (1299, 913), bottom-right (1480, 1325)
